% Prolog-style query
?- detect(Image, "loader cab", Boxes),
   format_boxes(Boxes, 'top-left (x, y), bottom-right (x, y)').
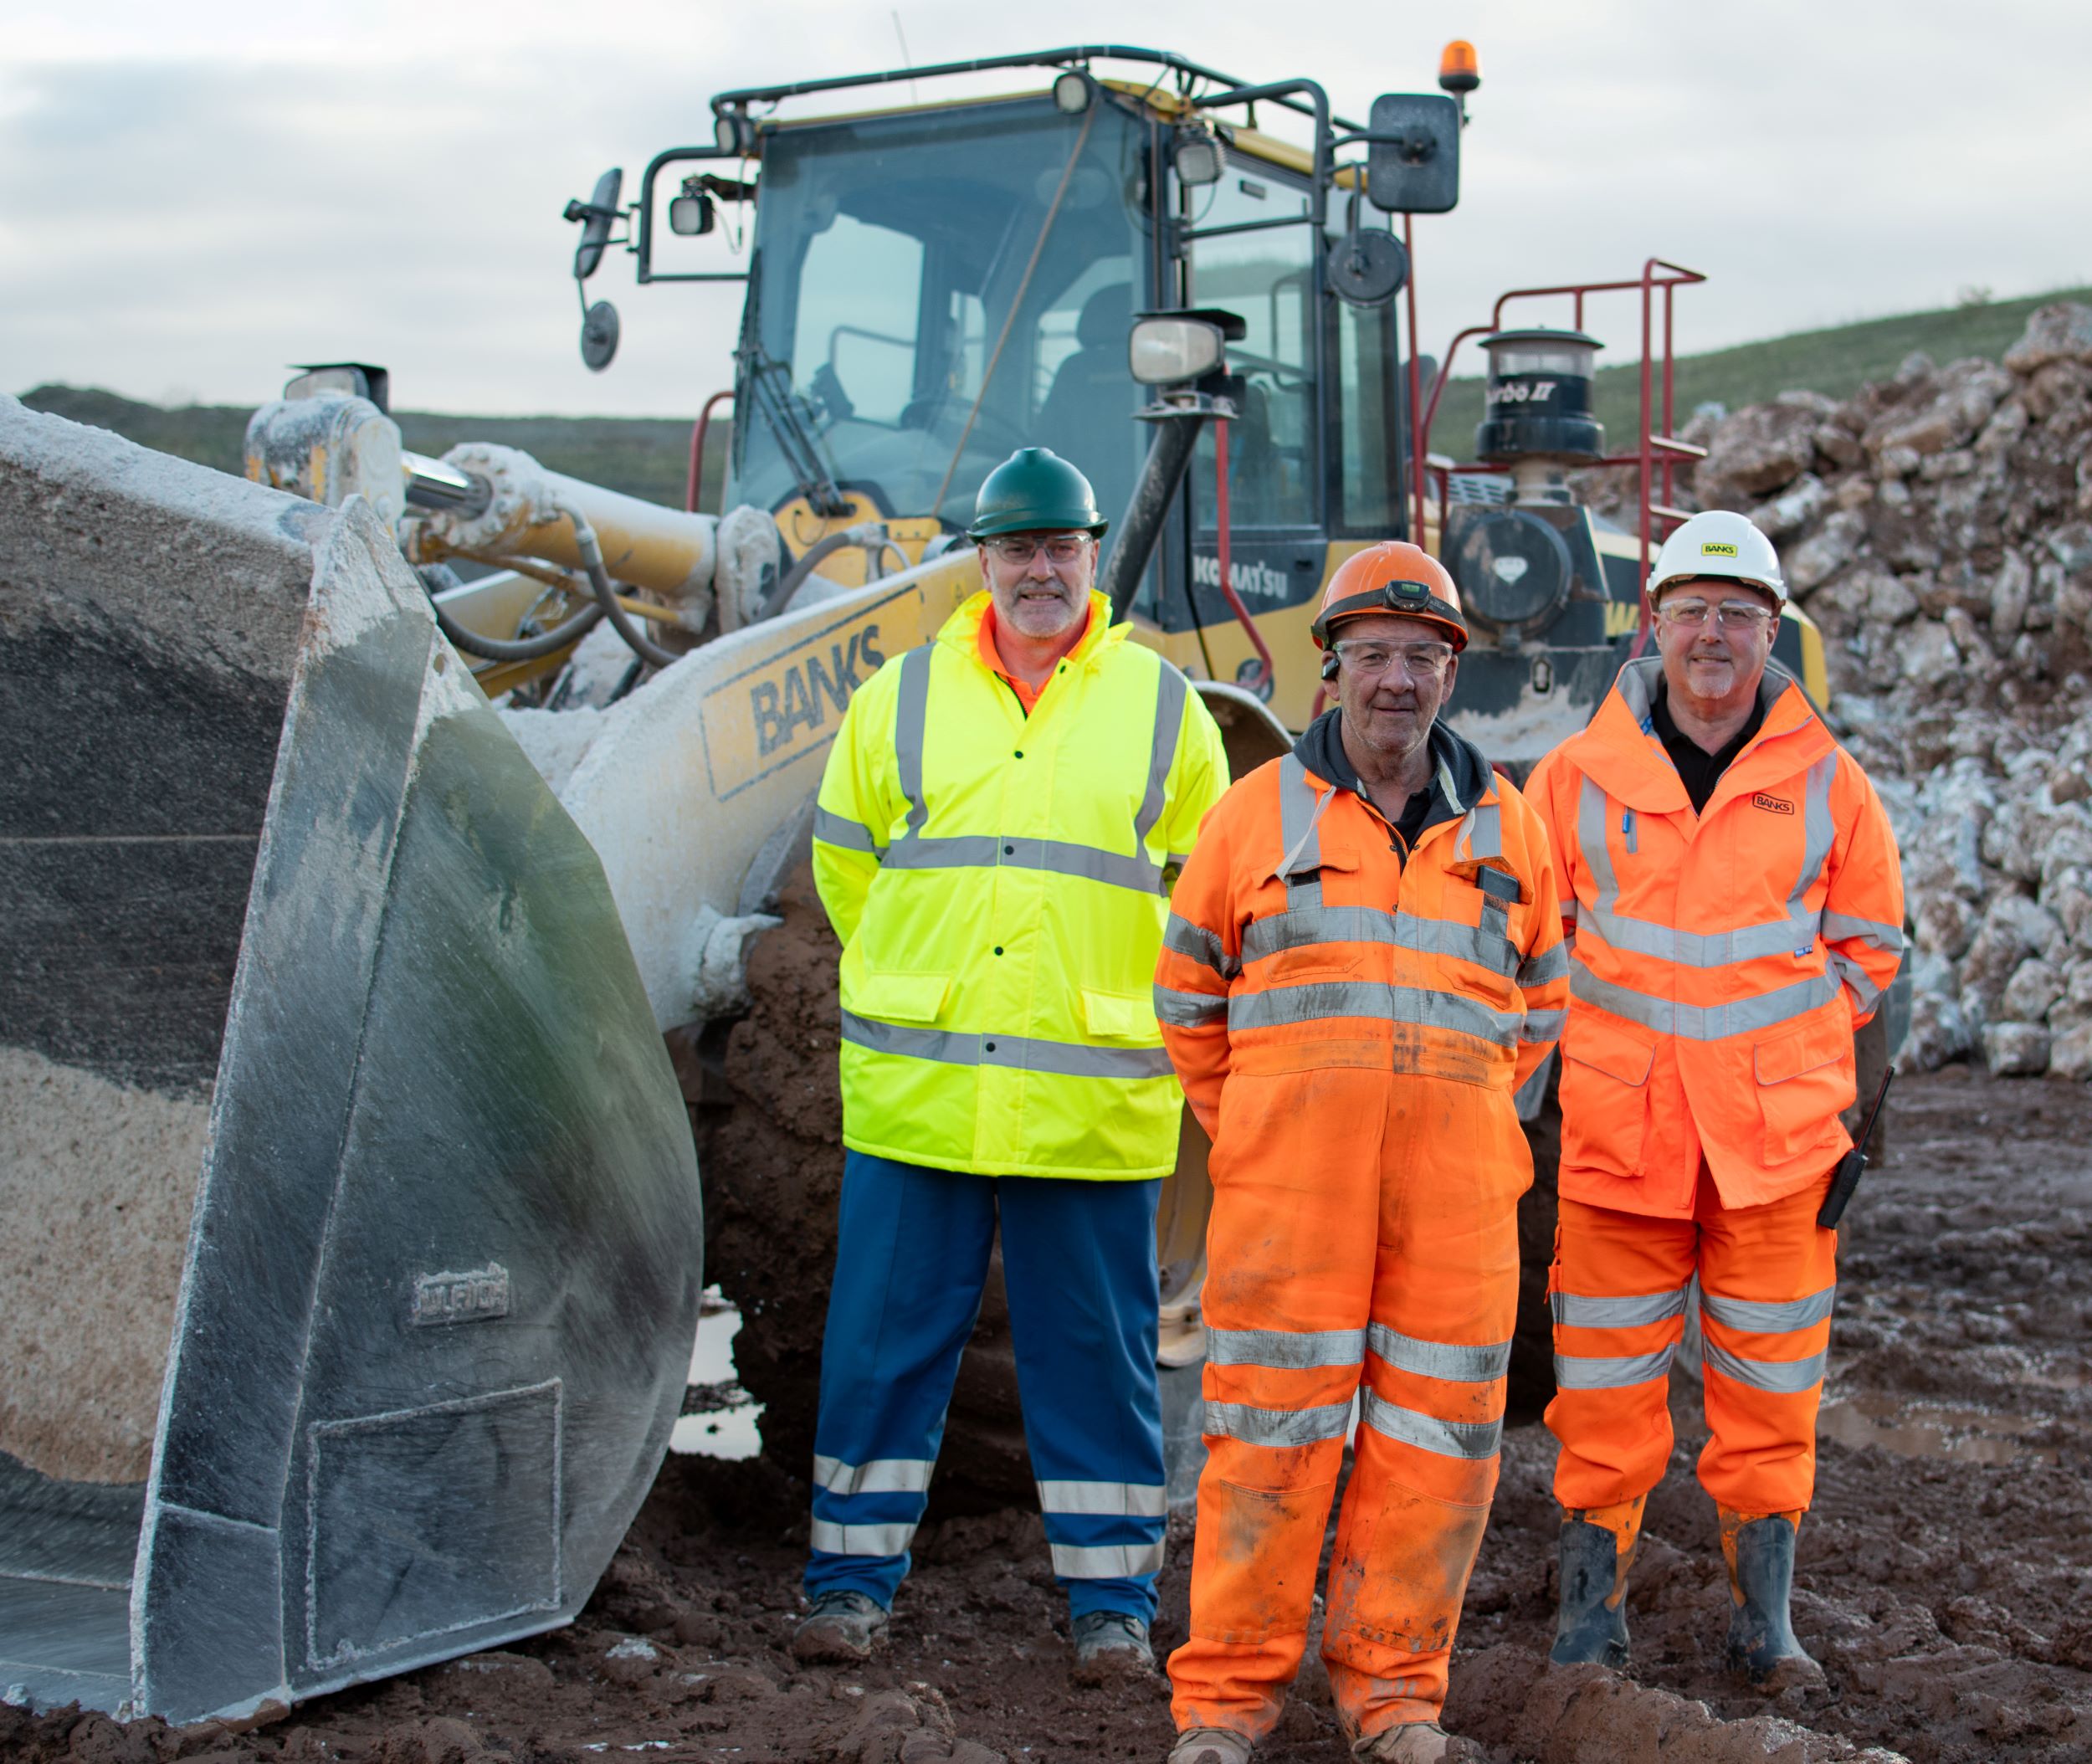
top-left (715, 76), bottom-right (1413, 729)
top-left (597, 49), bottom-right (1823, 747)
top-left (728, 92), bottom-right (1154, 561)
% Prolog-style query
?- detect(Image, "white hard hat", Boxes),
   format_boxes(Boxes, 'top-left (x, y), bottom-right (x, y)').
top-left (1648, 510), bottom-right (1787, 607)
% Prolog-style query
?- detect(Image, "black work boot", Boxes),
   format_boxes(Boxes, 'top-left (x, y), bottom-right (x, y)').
top-left (1720, 1510), bottom-right (1825, 1687)
top-left (1549, 1509), bottom-right (1638, 1669)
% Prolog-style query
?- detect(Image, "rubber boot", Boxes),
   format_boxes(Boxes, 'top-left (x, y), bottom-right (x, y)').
top-left (1720, 1509), bottom-right (1824, 1687)
top-left (1548, 1495), bottom-right (1643, 1669)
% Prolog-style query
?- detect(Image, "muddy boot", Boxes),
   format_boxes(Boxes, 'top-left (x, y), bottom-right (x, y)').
top-left (1166, 1729), bottom-right (1254, 1764)
top-left (1549, 1496), bottom-right (1643, 1668)
top-left (792, 1588), bottom-right (890, 1663)
top-left (1351, 1722), bottom-right (1485, 1762)
top-left (1720, 1510), bottom-right (1824, 1689)
top-left (1071, 1610), bottom-right (1156, 1683)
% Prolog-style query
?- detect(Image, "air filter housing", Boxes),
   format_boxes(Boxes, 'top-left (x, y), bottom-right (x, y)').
top-left (1474, 329), bottom-right (1604, 464)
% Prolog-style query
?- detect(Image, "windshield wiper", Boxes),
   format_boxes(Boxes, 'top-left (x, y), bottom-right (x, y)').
top-left (736, 252), bottom-right (851, 516)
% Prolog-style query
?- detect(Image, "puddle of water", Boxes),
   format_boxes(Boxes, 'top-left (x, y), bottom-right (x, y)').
top-left (1818, 1391), bottom-right (2054, 1466)
top-left (669, 1293), bottom-right (764, 1460)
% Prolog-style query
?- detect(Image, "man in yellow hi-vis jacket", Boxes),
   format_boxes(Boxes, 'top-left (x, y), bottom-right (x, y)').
top-left (792, 449), bottom-right (1229, 1684)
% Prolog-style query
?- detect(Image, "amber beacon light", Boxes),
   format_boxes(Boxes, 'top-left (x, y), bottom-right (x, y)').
top-left (1438, 39), bottom-right (1482, 95)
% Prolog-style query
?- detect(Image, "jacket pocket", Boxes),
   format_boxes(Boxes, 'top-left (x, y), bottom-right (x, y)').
top-left (1081, 987), bottom-right (1160, 1041)
top-left (849, 969), bottom-right (954, 1025)
top-left (1754, 1012), bottom-right (1854, 1165)
top-left (1250, 845), bottom-right (1365, 982)
top-left (1559, 1011), bottom-right (1655, 1178)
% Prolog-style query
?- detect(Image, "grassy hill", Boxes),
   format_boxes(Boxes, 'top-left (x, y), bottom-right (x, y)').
top-left (1425, 285), bottom-right (2092, 462)
top-left (21, 285), bottom-right (2092, 503)
top-left (16, 384), bottom-right (730, 512)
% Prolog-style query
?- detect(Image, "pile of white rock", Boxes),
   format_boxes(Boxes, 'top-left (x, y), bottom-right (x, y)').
top-left (1592, 303), bottom-right (2092, 1075)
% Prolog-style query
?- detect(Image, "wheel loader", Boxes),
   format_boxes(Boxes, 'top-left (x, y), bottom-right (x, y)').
top-left (1, 42), bottom-right (1897, 1726)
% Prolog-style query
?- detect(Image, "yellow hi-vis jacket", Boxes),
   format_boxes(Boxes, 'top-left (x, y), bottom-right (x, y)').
top-left (812, 589), bottom-right (1229, 1180)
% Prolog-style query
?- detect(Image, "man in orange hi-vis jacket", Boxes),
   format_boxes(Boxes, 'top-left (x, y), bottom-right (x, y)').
top-left (1153, 542), bottom-right (1568, 1764)
top-left (1526, 509), bottom-right (1905, 1689)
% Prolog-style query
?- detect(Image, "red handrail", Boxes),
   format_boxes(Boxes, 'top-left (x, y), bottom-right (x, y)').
top-left (1420, 259), bottom-right (1707, 655)
top-left (686, 390), bottom-right (735, 513)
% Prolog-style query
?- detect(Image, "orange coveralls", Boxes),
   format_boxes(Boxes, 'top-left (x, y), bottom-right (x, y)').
top-left (1527, 658), bottom-right (1905, 1538)
top-left (1155, 720), bottom-right (1566, 1743)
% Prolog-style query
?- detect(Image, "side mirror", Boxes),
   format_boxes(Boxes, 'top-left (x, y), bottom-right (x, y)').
top-left (581, 300), bottom-right (621, 372)
top-left (1326, 228), bottom-right (1408, 306)
top-left (1130, 315), bottom-right (1226, 386)
top-left (565, 167), bottom-right (623, 280)
top-left (669, 182), bottom-right (716, 237)
top-left (1365, 94), bottom-right (1460, 215)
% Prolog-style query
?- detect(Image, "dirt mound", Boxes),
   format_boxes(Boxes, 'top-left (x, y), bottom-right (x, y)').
top-left (691, 858), bottom-right (1033, 1507)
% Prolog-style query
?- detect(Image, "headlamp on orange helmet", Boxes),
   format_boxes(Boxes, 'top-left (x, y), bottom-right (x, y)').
top-left (1310, 541), bottom-right (1469, 681)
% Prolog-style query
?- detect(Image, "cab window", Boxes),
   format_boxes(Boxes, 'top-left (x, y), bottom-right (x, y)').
top-left (1187, 170), bottom-right (1317, 531)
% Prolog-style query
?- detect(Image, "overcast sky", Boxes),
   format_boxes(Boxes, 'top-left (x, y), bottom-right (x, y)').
top-left (5, 3), bottom-right (2087, 418)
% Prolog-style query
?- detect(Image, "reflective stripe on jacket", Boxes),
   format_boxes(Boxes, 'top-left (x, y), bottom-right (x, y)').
top-left (1155, 722), bottom-right (1568, 1131)
top-left (812, 588), bottom-right (1228, 1179)
top-left (1527, 657), bottom-right (1906, 1218)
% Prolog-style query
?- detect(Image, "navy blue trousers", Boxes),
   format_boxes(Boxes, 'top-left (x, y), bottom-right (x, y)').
top-left (802, 1151), bottom-right (1166, 1620)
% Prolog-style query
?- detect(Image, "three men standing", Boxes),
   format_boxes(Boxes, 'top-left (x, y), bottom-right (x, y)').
top-left (1527, 510), bottom-right (1905, 1684)
top-left (794, 449), bottom-right (1228, 1677)
top-left (792, 460), bottom-right (1905, 1746)
top-left (1155, 544), bottom-right (1568, 1764)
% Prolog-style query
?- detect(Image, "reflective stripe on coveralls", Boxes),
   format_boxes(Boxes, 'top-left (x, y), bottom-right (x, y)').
top-left (810, 589), bottom-right (1228, 1181)
top-left (1153, 731), bottom-right (1567, 1745)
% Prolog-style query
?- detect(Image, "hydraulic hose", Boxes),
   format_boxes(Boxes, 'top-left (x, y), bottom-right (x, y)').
top-left (759, 523), bottom-right (891, 621)
top-left (560, 505), bottom-right (685, 670)
top-left (420, 566), bottom-right (608, 662)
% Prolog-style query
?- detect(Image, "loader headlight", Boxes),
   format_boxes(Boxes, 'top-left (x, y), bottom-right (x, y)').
top-left (715, 110), bottom-right (756, 156)
top-left (669, 179), bottom-right (715, 237)
top-left (1053, 71), bottom-right (1092, 115)
top-left (1129, 315), bottom-right (1225, 386)
top-left (1173, 125), bottom-right (1225, 188)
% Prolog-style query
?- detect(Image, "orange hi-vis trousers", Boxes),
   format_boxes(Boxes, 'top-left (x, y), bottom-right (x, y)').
top-left (1547, 1166), bottom-right (1837, 1519)
top-left (1167, 1068), bottom-right (1525, 1743)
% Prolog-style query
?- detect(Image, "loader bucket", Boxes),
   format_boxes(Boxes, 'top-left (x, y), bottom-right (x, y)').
top-left (0, 400), bottom-right (702, 1721)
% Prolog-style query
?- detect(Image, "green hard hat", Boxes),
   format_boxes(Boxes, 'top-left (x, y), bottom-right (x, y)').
top-left (967, 448), bottom-right (1109, 540)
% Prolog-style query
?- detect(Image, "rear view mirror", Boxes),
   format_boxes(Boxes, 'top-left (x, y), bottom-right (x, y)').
top-left (565, 167), bottom-right (623, 281)
top-left (1365, 94), bottom-right (1460, 214)
top-left (1130, 316), bottom-right (1226, 386)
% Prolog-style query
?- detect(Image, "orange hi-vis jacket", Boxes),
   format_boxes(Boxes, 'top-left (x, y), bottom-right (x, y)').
top-left (1528, 659), bottom-right (1906, 1219)
top-left (1156, 721), bottom-right (1568, 1131)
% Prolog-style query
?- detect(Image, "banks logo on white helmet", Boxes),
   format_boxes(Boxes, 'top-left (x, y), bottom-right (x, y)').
top-left (1649, 510), bottom-right (1787, 606)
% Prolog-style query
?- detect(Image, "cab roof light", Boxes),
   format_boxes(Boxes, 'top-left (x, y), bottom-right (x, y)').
top-left (1438, 40), bottom-right (1481, 96)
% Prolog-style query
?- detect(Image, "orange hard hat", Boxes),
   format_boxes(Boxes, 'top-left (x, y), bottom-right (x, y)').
top-left (1310, 541), bottom-right (1468, 651)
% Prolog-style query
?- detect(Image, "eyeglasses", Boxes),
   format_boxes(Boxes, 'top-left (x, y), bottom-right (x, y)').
top-left (984, 534), bottom-right (1092, 566)
top-left (1658, 596), bottom-right (1776, 632)
top-left (1331, 638), bottom-right (1456, 679)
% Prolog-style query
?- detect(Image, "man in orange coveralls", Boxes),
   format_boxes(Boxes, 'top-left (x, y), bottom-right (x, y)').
top-left (1526, 509), bottom-right (1905, 1686)
top-left (1153, 541), bottom-right (1569, 1764)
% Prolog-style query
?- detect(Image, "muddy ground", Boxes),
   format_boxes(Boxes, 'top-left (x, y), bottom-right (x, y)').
top-left (8, 1067), bottom-right (2092, 1764)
